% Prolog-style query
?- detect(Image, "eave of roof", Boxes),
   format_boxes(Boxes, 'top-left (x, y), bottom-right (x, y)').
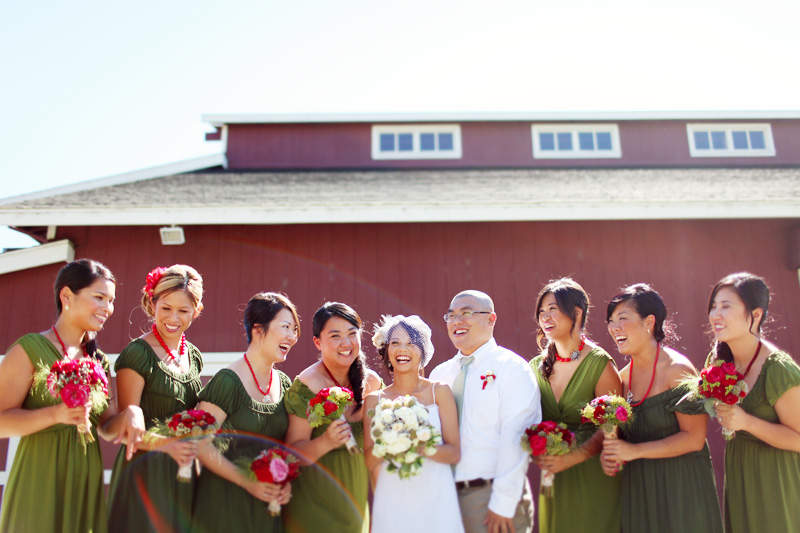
top-left (0, 154), bottom-right (226, 207)
top-left (0, 168), bottom-right (797, 225)
top-left (203, 110), bottom-right (800, 126)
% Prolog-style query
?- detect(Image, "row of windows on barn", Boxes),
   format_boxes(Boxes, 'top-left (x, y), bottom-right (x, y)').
top-left (371, 123), bottom-right (776, 160)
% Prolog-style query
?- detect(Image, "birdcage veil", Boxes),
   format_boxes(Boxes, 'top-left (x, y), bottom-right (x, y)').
top-left (371, 314), bottom-right (435, 367)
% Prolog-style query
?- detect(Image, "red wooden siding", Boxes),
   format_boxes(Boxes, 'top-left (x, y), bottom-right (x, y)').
top-left (1, 218), bottom-right (799, 519)
top-left (224, 120), bottom-right (800, 169)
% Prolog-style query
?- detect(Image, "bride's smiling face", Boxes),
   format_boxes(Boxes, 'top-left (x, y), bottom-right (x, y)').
top-left (387, 327), bottom-right (423, 372)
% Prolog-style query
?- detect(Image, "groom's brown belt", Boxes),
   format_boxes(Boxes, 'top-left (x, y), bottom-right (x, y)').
top-left (455, 478), bottom-right (492, 490)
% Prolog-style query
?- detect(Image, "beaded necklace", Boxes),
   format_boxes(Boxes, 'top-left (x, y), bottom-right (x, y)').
top-left (152, 324), bottom-right (185, 363)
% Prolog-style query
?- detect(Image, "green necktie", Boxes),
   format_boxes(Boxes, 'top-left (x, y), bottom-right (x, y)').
top-left (452, 355), bottom-right (475, 423)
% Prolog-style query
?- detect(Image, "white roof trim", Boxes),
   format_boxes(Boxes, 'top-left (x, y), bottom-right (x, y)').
top-left (0, 239), bottom-right (75, 275)
top-left (0, 154), bottom-right (226, 206)
top-left (0, 201), bottom-right (797, 226)
top-left (203, 110), bottom-right (800, 126)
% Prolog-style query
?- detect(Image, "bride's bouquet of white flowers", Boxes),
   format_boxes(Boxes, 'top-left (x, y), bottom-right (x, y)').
top-left (368, 395), bottom-right (441, 479)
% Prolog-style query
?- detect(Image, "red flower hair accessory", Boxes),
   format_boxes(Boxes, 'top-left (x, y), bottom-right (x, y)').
top-left (143, 267), bottom-right (167, 297)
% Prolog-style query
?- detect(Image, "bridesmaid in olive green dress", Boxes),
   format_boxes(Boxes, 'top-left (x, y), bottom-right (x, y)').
top-left (530, 278), bottom-right (622, 533)
top-left (601, 283), bottom-right (722, 533)
top-left (0, 259), bottom-right (144, 533)
top-left (192, 293), bottom-right (300, 533)
top-left (707, 273), bottom-right (800, 533)
top-left (107, 265), bottom-right (205, 532)
top-left (283, 302), bottom-right (383, 533)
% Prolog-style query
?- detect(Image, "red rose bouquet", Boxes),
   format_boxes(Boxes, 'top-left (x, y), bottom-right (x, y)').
top-left (581, 394), bottom-right (633, 471)
top-left (678, 360), bottom-right (748, 439)
top-left (520, 420), bottom-right (576, 497)
top-left (307, 386), bottom-right (359, 454)
top-left (244, 448), bottom-right (301, 516)
top-left (148, 409), bottom-right (221, 481)
top-left (34, 357), bottom-right (109, 449)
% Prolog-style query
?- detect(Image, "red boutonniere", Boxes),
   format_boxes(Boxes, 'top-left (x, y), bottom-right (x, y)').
top-left (481, 371), bottom-right (496, 390)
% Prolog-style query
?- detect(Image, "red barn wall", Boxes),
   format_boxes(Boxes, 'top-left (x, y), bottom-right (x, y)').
top-left (1, 218), bottom-right (799, 522)
top-left (224, 120), bottom-right (800, 169)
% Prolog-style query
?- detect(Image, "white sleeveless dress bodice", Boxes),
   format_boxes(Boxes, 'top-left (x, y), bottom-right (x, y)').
top-left (370, 387), bottom-right (465, 533)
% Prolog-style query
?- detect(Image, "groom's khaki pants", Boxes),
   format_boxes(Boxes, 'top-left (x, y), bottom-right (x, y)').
top-left (456, 478), bottom-right (533, 533)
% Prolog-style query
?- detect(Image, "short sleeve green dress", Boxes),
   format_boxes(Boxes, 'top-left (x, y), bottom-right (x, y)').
top-left (190, 368), bottom-right (291, 533)
top-left (106, 338), bottom-right (203, 533)
top-left (531, 348), bottom-right (621, 533)
top-left (0, 333), bottom-right (109, 533)
top-left (723, 351), bottom-right (800, 533)
top-left (282, 379), bottom-right (369, 533)
top-left (620, 384), bottom-right (723, 533)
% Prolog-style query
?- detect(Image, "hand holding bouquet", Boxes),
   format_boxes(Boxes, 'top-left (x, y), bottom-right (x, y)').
top-left (244, 448), bottom-right (301, 516)
top-left (521, 421), bottom-right (576, 497)
top-left (582, 394), bottom-right (633, 471)
top-left (367, 395), bottom-right (440, 479)
top-left (35, 358), bottom-right (109, 449)
top-left (307, 386), bottom-right (360, 454)
top-left (147, 409), bottom-right (220, 481)
top-left (678, 360), bottom-right (748, 439)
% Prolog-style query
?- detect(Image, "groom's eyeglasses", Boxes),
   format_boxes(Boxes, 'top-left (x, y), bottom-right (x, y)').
top-left (443, 310), bottom-right (491, 323)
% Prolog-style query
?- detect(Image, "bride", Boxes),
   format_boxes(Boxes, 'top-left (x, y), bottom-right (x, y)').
top-left (364, 315), bottom-right (464, 533)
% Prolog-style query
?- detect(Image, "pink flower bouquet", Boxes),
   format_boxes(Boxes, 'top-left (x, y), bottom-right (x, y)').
top-left (581, 394), bottom-right (633, 471)
top-left (246, 448), bottom-right (301, 515)
top-left (35, 358), bottom-right (109, 449)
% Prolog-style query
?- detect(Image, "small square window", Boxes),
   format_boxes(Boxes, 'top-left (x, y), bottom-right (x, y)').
top-left (540, 133), bottom-right (555, 151)
top-left (694, 131), bottom-right (710, 150)
top-left (398, 133), bottom-right (413, 151)
top-left (557, 132), bottom-right (572, 151)
top-left (749, 131), bottom-right (765, 149)
top-left (732, 131), bottom-right (749, 149)
top-left (420, 133), bottom-right (435, 151)
top-left (711, 131), bottom-right (727, 149)
top-left (578, 132), bottom-right (594, 151)
top-left (380, 134), bottom-right (395, 152)
top-left (438, 133), bottom-right (454, 151)
top-left (597, 132), bottom-right (612, 151)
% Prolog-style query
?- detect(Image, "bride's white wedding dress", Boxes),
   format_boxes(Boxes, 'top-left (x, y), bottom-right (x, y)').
top-left (370, 387), bottom-right (465, 533)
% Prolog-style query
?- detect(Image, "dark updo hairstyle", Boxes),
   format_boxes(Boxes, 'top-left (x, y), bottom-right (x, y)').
top-left (708, 272), bottom-right (770, 364)
top-left (54, 258), bottom-right (116, 361)
top-left (535, 278), bottom-right (590, 380)
top-left (244, 292), bottom-right (300, 344)
top-left (313, 302), bottom-right (367, 410)
top-left (606, 283), bottom-right (677, 346)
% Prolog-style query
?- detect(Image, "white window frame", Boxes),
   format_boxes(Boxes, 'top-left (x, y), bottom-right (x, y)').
top-left (371, 124), bottom-right (462, 160)
top-left (686, 123), bottom-right (776, 157)
top-left (531, 124), bottom-right (622, 159)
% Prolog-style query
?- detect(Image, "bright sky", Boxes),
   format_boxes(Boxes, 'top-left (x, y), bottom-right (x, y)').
top-left (2, 0), bottom-right (799, 248)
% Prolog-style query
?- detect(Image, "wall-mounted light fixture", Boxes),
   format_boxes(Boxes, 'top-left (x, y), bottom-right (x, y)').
top-left (159, 226), bottom-right (185, 246)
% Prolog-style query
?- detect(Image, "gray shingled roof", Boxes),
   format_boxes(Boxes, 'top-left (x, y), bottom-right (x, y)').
top-left (1, 168), bottom-right (798, 225)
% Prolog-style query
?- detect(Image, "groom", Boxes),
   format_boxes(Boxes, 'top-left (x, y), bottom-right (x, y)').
top-left (430, 290), bottom-right (541, 533)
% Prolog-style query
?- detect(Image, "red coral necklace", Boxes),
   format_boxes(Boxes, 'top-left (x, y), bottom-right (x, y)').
top-left (244, 352), bottom-right (273, 401)
top-left (739, 340), bottom-right (762, 378)
top-left (322, 361), bottom-right (347, 388)
top-left (152, 324), bottom-right (185, 363)
top-left (52, 327), bottom-right (87, 359)
top-left (627, 343), bottom-right (660, 407)
top-left (555, 337), bottom-right (586, 363)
